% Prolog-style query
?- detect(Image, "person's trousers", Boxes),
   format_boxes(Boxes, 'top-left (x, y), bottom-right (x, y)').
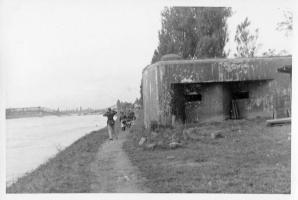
top-left (107, 124), bottom-right (117, 139)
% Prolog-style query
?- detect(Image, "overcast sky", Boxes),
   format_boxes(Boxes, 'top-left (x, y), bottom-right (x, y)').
top-left (0, 0), bottom-right (294, 110)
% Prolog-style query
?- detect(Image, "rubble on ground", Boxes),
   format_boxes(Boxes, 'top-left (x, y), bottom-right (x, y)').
top-left (151, 131), bottom-right (158, 138)
top-left (138, 137), bottom-right (146, 146)
top-left (169, 142), bottom-right (182, 149)
top-left (166, 155), bottom-right (175, 160)
top-left (183, 127), bottom-right (224, 140)
top-left (144, 143), bottom-right (156, 150)
top-left (210, 131), bottom-right (224, 139)
top-left (136, 123), bottom-right (226, 151)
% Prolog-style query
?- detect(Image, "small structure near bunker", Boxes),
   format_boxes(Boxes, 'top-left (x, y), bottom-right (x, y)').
top-left (142, 55), bottom-right (291, 128)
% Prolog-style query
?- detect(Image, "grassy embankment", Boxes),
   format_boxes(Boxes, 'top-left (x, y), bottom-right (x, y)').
top-left (7, 127), bottom-right (108, 193)
top-left (123, 111), bottom-right (291, 193)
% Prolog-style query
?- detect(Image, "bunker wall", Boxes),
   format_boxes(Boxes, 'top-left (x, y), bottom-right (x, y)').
top-left (142, 57), bottom-right (291, 127)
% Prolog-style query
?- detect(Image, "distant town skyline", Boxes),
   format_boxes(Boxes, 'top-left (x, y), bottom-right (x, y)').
top-left (1, 0), bottom-right (293, 110)
top-left (5, 105), bottom-right (113, 110)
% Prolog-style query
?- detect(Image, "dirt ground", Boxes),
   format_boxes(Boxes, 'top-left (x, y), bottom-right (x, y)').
top-left (124, 117), bottom-right (291, 193)
top-left (90, 130), bottom-right (149, 192)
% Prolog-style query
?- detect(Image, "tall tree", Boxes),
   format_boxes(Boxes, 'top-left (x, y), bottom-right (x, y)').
top-left (151, 7), bottom-right (232, 63)
top-left (139, 79), bottom-right (143, 107)
top-left (276, 10), bottom-right (293, 36)
top-left (262, 49), bottom-right (290, 57)
top-left (234, 17), bottom-right (260, 58)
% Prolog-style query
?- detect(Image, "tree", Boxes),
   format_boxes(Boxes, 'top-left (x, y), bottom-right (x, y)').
top-left (116, 99), bottom-right (121, 111)
top-left (151, 7), bottom-right (232, 63)
top-left (262, 49), bottom-right (290, 57)
top-left (234, 17), bottom-right (260, 58)
top-left (276, 10), bottom-right (293, 36)
top-left (262, 49), bottom-right (277, 57)
top-left (139, 79), bottom-right (143, 106)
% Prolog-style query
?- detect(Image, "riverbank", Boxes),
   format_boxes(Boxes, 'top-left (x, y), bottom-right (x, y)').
top-left (123, 113), bottom-right (291, 193)
top-left (7, 127), bottom-right (108, 193)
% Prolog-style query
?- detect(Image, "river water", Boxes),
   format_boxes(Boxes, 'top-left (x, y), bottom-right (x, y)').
top-left (6, 114), bottom-right (107, 186)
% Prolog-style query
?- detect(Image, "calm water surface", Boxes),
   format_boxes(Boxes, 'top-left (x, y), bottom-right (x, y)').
top-left (6, 114), bottom-right (107, 186)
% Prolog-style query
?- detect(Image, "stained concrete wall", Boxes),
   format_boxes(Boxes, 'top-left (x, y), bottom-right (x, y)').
top-left (223, 81), bottom-right (272, 119)
top-left (142, 56), bottom-right (291, 127)
top-left (142, 65), bottom-right (160, 127)
top-left (185, 83), bottom-right (225, 123)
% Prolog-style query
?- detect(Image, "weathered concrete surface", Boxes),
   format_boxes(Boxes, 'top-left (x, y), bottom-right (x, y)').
top-left (184, 83), bottom-right (225, 123)
top-left (142, 66), bottom-right (161, 128)
top-left (142, 56), bottom-right (291, 127)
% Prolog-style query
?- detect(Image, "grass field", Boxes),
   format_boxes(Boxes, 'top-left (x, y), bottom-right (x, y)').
top-left (6, 113), bottom-right (291, 193)
top-left (7, 128), bottom-right (108, 193)
top-left (124, 115), bottom-right (291, 193)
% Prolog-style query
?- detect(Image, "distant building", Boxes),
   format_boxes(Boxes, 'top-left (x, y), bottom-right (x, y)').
top-left (142, 55), bottom-right (291, 128)
top-left (6, 107), bottom-right (56, 119)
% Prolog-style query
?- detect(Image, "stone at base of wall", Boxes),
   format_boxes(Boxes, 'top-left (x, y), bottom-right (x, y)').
top-left (246, 111), bottom-right (272, 119)
top-left (151, 111), bottom-right (279, 127)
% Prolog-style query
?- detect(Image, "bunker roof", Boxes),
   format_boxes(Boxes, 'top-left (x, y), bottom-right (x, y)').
top-left (143, 56), bottom-right (292, 74)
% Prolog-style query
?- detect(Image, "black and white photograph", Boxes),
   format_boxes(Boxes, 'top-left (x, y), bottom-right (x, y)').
top-left (0, 0), bottom-right (296, 199)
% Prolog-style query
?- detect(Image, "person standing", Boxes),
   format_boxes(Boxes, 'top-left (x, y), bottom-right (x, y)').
top-left (127, 109), bottom-right (136, 127)
top-left (119, 111), bottom-right (127, 131)
top-left (103, 108), bottom-right (117, 140)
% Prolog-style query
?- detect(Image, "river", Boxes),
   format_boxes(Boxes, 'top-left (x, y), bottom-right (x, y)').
top-left (6, 114), bottom-right (107, 186)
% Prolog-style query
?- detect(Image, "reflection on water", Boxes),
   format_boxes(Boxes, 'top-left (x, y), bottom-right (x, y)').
top-left (6, 114), bottom-right (106, 186)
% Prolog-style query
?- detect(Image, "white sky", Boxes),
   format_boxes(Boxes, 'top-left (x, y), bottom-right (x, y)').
top-left (0, 0), bottom-right (294, 110)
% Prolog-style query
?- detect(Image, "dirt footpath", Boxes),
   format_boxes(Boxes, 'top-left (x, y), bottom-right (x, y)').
top-left (90, 130), bottom-right (149, 193)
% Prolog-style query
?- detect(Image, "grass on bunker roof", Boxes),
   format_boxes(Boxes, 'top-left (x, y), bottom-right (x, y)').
top-left (123, 113), bottom-right (291, 193)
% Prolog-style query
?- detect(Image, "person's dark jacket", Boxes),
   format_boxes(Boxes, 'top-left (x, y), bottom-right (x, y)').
top-left (103, 110), bottom-right (117, 125)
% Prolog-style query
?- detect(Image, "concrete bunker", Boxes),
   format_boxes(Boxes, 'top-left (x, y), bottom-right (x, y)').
top-left (142, 56), bottom-right (292, 128)
top-left (171, 80), bottom-right (271, 124)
